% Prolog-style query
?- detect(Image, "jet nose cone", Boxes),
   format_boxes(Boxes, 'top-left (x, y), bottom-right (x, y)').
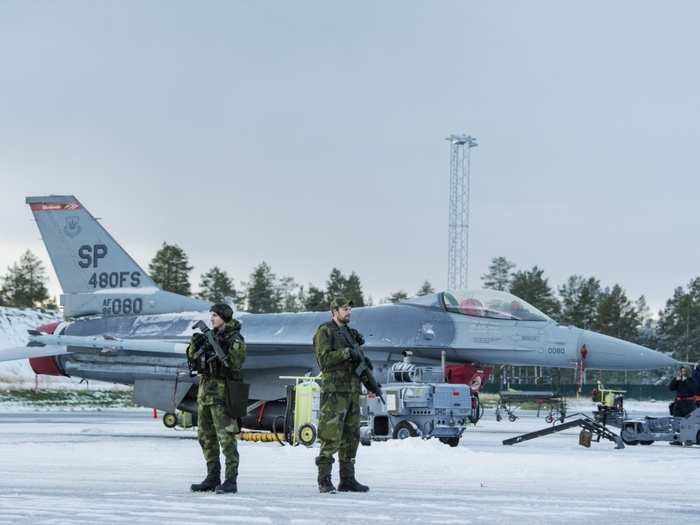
top-left (578, 330), bottom-right (678, 370)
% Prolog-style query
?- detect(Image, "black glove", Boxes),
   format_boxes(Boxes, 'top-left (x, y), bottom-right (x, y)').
top-left (348, 345), bottom-right (362, 365)
top-left (191, 332), bottom-right (206, 348)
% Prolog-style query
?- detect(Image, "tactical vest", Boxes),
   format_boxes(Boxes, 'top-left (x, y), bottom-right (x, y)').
top-left (189, 327), bottom-right (244, 382)
top-left (315, 321), bottom-right (362, 394)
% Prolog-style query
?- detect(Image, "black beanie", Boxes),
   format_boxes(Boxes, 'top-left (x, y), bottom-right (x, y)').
top-left (210, 303), bottom-right (233, 322)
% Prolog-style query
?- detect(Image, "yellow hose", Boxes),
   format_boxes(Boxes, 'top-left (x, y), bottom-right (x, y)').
top-left (239, 432), bottom-right (287, 443)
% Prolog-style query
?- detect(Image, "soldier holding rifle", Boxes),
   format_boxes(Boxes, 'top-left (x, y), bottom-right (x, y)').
top-left (186, 303), bottom-right (246, 494)
top-left (313, 296), bottom-right (382, 494)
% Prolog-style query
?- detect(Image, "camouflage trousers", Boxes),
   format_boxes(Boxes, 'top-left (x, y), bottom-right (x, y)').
top-left (317, 391), bottom-right (360, 474)
top-left (197, 401), bottom-right (240, 481)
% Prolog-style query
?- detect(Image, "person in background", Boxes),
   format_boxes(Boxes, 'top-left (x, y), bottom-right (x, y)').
top-left (669, 366), bottom-right (696, 417)
top-left (692, 362), bottom-right (700, 395)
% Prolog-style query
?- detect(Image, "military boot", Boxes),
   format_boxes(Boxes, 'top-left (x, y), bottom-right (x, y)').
top-left (190, 462), bottom-right (221, 492)
top-left (215, 479), bottom-right (237, 494)
top-left (337, 460), bottom-right (369, 492)
top-left (315, 456), bottom-right (336, 494)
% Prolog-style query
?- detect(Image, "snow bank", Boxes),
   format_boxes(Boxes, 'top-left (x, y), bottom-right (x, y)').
top-left (0, 306), bottom-right (60, 382)
top-left (0, 306), bottom-right (118, 390)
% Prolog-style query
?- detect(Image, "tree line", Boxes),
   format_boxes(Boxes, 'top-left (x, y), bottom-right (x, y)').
top-left (0, 244), bottom-right (431, 313)
top-left (480, 256), bottom-right (692, 362)
top-left (2, 246), bottom-right (698, 363)
top-left (147, 243), bottom-right (434, 313)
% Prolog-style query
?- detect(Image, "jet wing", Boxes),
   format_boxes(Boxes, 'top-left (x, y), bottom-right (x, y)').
top-left (23, 331), bottom-right (385, 370)
top-left (25, 332), bottom-right (317, 369)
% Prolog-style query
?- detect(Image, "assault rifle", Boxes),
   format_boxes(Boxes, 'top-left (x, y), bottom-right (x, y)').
top-left (191, 320), bottom-right (230, 368)
top-left (347, 340), bottom-right (385, 404)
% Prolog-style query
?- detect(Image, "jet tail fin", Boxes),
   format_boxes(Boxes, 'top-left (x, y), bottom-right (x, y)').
top-left (26, 195), bottom-right (155, 294)
top-left (26, 195), bottom-right (209, 317)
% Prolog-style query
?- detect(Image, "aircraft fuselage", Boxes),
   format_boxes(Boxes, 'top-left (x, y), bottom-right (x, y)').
top-left (37, 298), bottom-right (676, 402)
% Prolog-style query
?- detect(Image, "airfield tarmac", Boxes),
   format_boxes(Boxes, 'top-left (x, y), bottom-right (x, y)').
top-left (0, 403), bottom-right (698, 524)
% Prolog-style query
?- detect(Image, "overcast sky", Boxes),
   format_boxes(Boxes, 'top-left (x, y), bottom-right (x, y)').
top-left (1, 1), bottom-right (699, 313)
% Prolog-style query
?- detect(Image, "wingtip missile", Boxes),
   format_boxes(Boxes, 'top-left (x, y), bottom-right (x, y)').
top-left (27, 332), bottom-right (187, 355)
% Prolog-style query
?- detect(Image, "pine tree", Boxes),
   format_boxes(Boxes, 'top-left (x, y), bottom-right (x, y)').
top-left (482, 256), bottom-right (516, 291)
top-left (326, 268), bottom-right (347, 299)
top-left (509, 266), bottom-right (560, 318)
top-left (304, 285), bottom-right (328, 312)
top-left (657, 278), bottom-right (700, 362)
top-left (343, 272), bottom-right (365, 307)
top-left (593, 284), bottom-right (640, 342)
top-left (416, 280), bottom-right (435, 296)
top-left (385, 290), bottom-right (409, 304)
top-left (295, 285), bottom-right (308, 313)
top-left (637, 303), bottom-right (658, 352)
top-left (558, 275), bottom-right (600, 329)
top-left (0, 250), bottom-right (50, 308)
top-left (635, 295), bottom-right (651, 325)
top-left (278, 276), bottom-right (302, 312)
top-left (149, 242), bottom-right (193, 295)
top-left (198, 267), bottom-right (241, 305)
top-left (246, 261), bottom-right (281, 313)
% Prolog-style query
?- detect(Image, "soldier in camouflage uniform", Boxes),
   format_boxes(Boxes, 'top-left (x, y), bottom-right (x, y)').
top-left (187, 303), bottom-right (246, 494)
top-left (313, 296), bottom-right (370, 494)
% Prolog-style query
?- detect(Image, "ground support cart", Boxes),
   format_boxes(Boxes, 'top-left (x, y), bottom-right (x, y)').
top-left (591, 382), bottom-right (626, 427)
top-left (621, 406), bottom-right (700, 446)
top-left (281, 376), bottom-right (322, 446)
top-left (360, 361), bottom-right (475, 447)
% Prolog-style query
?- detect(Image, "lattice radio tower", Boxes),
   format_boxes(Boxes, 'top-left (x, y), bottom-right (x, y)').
top-left (446, 134), bottom-right (478, 291)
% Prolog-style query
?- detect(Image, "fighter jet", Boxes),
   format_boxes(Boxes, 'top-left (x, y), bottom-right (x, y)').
top-left (0, 195), bottom-right (677, 429)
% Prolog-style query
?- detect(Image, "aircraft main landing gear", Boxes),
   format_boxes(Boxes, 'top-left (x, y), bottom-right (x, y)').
top-left (162, 411), bottom-right (196, 429)
top-left (163, 412), bottom-right (177, 428)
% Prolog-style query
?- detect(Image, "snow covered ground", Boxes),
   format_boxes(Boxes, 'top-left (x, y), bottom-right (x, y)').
top-left (0, 405), bottom-right (698, 524)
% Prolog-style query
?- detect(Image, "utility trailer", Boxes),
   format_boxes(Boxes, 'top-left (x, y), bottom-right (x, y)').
top-left (495, 390), bottom-right (566, 423)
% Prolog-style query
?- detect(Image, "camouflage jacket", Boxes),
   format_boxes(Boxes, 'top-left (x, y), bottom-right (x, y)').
top-left (187, 319), bottom-right (246, 405)
top-left (313, 320), bottom-right (362, 394)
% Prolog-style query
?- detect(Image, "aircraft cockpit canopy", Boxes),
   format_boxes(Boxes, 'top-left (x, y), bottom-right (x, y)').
top-left (441, 289), bottom-right (552, 322)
